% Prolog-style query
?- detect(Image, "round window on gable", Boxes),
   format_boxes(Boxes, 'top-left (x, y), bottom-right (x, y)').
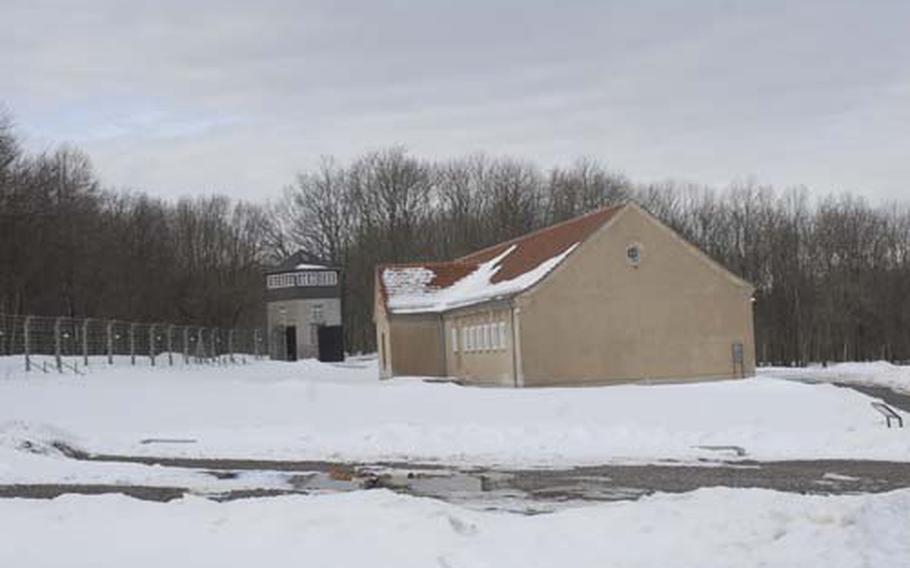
top-left (626, 243), bottom-right (642, 267)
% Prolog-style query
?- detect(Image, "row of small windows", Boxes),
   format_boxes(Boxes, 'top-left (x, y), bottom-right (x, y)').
top-left (453, 322), bottom-right (508, 353)
top-left (267, 271), bottom-right (338, 289)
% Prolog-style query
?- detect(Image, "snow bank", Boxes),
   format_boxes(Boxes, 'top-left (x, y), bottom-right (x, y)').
top-left (1, 488), bottom-right (908, 567)
top-left (1, 356), bottom-right (908, 470)
top-left (0, 420), bottom-right (296, 492)
top-left (761, 361), bottom-right (910, 393)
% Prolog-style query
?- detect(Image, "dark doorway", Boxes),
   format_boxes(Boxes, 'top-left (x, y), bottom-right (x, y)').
top-left (317, 325), bottom-right (344, 362)
top-left (285, 326), bottom-right (298, 361)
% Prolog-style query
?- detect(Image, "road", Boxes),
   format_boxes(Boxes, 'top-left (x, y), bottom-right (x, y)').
top-left (835, 383), bottom-right (910, 413)
top-left (2, 450), bottom-right (909, 512)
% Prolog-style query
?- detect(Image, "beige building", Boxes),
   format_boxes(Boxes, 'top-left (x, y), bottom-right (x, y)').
top-left (374, 203), bottom-right (755, 387)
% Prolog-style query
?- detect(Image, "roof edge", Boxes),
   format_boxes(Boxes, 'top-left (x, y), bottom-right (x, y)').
top-left (513, 203), bottom-right (632, 302)
top-left (628, 202), bottom-right (756, 292)
top-left (455, 203), bottom-right (627, 262)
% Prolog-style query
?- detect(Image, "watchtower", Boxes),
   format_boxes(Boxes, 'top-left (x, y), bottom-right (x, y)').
top-left (265, 254), bottom-right (343, 362)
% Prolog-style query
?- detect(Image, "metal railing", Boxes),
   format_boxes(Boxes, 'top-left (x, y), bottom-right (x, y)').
top-left (871, 402), bottom-right (904, 429)
top-left (0, 314), bottom-right (267, 374)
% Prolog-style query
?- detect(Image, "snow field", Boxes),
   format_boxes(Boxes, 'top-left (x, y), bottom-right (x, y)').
top-left (2, 356), bottom-right (909, 566)
top-left (0, 357), bottom-right (908, 474)
top-left (2, 487), bottom-right (908, 567)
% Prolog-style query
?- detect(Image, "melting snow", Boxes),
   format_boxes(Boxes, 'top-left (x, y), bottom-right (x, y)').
top-left (384, 243), bottom-right (578, 314)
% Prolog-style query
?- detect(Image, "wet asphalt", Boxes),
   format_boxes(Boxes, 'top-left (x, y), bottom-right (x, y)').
top-left (3, 453), bottom-right (909, 510)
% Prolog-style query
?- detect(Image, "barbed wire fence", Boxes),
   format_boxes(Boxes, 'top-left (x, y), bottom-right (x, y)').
top-left (0, 314), bottom-right (267, 375)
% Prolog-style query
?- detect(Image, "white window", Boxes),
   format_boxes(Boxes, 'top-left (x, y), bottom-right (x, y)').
top-left (452, 329), bottom-right (459, 353)
top-left (498, 322), bottom-right (507, 350)
top-left (267, 270), bottom-right (338, 289)
top-left (465, 326), bottom-right (473, 352)
top-left (482, 325), bottom-right (490, 351)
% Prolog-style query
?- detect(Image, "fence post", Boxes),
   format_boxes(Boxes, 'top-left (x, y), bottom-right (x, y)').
top-left (54, 317), bottom-right (63, 373)
top-left (82, 318), bottom-right (90, 367)
top-left (106, 321), bottom-right (114, 365)
top-left (210, 328), bottom-right (217, 364)
top-left (253, 329), bottom-right (260, 359)
top-left (149, 324), bottom-right (156, 367)
top-left (196, 328), bottom-right (204, 362)
top-left (24, 316), bottom-right (31, 372)
top-left (167, 325), bottom-right (174, 366)
top-left (130, 323), bottom-right (136, 365)
top-left (228, 329), bottom-right (235, 364)
top-left (183, 326), bottom-right (190, 364)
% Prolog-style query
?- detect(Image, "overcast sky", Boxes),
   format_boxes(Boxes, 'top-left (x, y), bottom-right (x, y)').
top-left (3, 1), bottom-right (909, 202)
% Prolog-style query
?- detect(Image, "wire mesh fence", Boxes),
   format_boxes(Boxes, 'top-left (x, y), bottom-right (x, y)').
top-left (0, 314), bottom-right (267, 374)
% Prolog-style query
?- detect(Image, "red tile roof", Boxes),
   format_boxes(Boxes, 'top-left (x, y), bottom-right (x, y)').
top-left (456, 205), bottom-right (624, 283)
top-left (377, 204), bottom-right (626, 313)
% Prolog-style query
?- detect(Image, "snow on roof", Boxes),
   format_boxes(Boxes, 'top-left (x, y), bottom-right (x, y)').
top-left (295, 263), bottom-right (331, 270)
top-left (378, 205), bottom-right (624, 314)
top-left (383, 243), bottom-right (578, 314)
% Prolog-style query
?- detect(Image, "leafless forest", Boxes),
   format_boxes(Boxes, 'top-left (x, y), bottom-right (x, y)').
top-left (2, 113), bottom-right (909, 365)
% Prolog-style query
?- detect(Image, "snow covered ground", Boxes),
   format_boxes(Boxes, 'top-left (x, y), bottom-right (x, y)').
top-left (1, 355), bottom-right (908, 484)
top-left (3, 356), bottom-right (909, 566)
top-left (762, 361), bottom-right (910, 393)
top-left (2, 487), bottom-right (908, 567)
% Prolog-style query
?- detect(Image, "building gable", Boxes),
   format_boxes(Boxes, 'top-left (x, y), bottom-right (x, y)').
top-left (513, 203), bottom-right (755, 384)
top-left (516, 203), bottom-right (752, 304)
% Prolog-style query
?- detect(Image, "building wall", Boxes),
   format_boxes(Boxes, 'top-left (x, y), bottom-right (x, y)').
top-left (517, 205), bottom-right (756, 386)
top-left (384, 313), bottom-right (446, 377)
top-left (443, 305), bottom-right (514, 386)
top-left (266, 298), bottom-right (341, 360)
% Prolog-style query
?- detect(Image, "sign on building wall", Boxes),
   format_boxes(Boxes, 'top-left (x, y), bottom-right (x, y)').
top-left (266, 271), bottom-right (338, 290)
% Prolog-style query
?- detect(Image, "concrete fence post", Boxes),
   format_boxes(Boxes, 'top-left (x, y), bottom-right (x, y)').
top-left (196, 328), bottom-right (204, 361)
top-left (24, 316), bottom-right (32, 372)
top-left (253, 329), bottom-right (261, 359)
top-left (167, 325), bottom-right (174, 366)
top-left (106, 321), bottom-right (114, 365)
top-left (210, 328), bottom-right (217, 363)
top-left (228, 329), bottom-right (235, 364)
top-left (82, 318), bottom-right (90, 367)
top-left (149, 324), bottom-right (156, 367)
top-left (129, 323), bottom-right (136, 366)
top-left (183, 326), bottom-right (190, 364)
top-left (54, 317), bottom-right (63, 373)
